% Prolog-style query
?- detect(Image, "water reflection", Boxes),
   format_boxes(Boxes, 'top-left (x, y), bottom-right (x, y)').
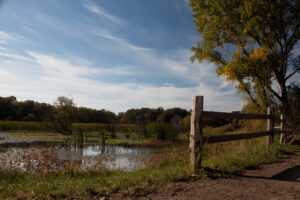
top-left (0, 141), bottom-right (155, 172)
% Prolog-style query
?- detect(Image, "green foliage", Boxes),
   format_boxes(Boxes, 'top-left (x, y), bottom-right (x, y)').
top-left (119, 107), bottom-right (188, 138)
top-left (158, 108), bottom-right (188, 123)
top-left (203, 124), bottom-right (233, 136)
top-left (48, 96), bottom-right (76, 135)
top-left (0, 95), bottom-right (118, 124)
top-left (179, 114), bottom-right (190, 130)
top-left (146, 123), bottom-right (179, 141)
top-left (0, 96), bottom-right (52, 121)
top-left (75, 106), bottom-right (117, 124)
top-left (190, 0), bottom-right (300, 121)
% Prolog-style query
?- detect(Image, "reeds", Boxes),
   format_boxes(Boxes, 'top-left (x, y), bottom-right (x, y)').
top-left (0, 121), bottom-right (138, 133)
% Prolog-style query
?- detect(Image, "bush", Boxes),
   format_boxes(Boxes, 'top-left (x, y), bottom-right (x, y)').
top-left (146, 122), bottom-right (178, 141)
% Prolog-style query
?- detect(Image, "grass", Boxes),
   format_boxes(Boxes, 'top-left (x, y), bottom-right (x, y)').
top-left (202, 136), bottom-right (298, 174)
top-left (0, 161), bottom-right (190, 199)
top-left (105, 137), bottom-right (164, 146)
top-left (203, 124), bottom-right (233, 136)
top-left (0, 124), bottom-right (299, 199)
top-left (7, 132), bottom-right (72, 138)
top-left (0, 121), bottom-right (139, 133)
top-left (202, 122), bottom-right (299, 173)
top-left (6, 132), bottom-right (169, 147)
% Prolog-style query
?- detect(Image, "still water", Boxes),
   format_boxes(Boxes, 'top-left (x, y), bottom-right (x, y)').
top-left (0, 133), bottom-right (160, 172)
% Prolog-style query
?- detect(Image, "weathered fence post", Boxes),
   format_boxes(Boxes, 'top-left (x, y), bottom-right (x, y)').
top-left (266, 107), bottom-right (274, 148)
top-left (280, 114), bottom-right (285, 144)
top-left (189, 96), bottom-right (203, 174)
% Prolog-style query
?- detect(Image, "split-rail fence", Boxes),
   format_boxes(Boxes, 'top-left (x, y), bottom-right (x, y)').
top-left (189, 96), bottom-right (286, 173)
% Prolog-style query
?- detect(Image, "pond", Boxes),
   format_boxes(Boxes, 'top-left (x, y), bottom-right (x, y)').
top-left (0, 133), bottom-right (164, 172)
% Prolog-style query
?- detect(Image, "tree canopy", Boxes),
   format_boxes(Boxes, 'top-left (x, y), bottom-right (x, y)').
top-left (190, 0), bottom-right (300, 125)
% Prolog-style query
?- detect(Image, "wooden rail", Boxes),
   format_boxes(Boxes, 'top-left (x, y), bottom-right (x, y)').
top-left (203, 111), bottom-right (271, 120)
top-left (203, 130), bottom-right (283, 144)
top-left (189, 95), bottom-right (286, 174)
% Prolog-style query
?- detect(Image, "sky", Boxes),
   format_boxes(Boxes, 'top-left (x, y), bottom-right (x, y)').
top-left (0, 0), bottom-right (243, 113)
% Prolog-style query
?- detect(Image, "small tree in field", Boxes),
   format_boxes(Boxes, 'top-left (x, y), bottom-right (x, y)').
top-left (48, 96), bottom-right (76, 135)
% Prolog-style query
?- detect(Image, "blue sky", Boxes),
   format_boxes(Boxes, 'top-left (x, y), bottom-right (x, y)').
top-left (0, 0), bottom-right (243, 113)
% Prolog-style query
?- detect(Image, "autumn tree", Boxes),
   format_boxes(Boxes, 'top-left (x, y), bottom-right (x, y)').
top-left (48, 96), bottom-right (76, 135)
top-left (190, 0), bottom-right (300, 130)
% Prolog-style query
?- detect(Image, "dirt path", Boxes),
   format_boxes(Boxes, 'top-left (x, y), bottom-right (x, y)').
top-left (133, 151), bottom-right (300, 200)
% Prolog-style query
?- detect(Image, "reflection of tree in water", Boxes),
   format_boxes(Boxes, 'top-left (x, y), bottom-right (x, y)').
top-left (0, 138), bottom-right (157, 172)
top-left (68, 133), bottom-right (84, 169)
top-left (96, 144), bottom-right (151, 171)
top-left (100, 143), bottom-right (105, 154)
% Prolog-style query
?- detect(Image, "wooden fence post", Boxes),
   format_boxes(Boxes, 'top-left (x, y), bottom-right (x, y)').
top-left (189, 96), bottom-right (203, 174)
top-left (266, 107), bottom-right (274, 148)
top-left (280, 114), bottom-right (285, 144)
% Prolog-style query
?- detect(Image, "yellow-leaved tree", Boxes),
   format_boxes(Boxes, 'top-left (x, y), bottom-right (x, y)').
top-left (190, 0), bottom-right (300, 139)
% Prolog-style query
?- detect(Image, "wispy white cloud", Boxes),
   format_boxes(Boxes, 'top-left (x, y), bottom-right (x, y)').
top-left (87, 27), bottom-right (220, 88)
top-left (82, 0), bottom-right (127, 26)
top-left (0, 30), bottom-right (24, 44)
top-left (27, 51), bottom-right (103, 78)
top-left (27, 51), bottom-right (138, 78)
top-left (0, 52), bottom-right (33, 62)
top-left (89, 28), bottom-right (151, 52)
top-left (88, 26), bottom-right (234, 90)
top-left (22, 26), bottom-right (39, 36)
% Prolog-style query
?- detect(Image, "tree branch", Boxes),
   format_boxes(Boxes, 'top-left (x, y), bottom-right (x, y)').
top-left (266, 84), bottom-right (282, 101)
top-left (238, 80), bottom-right (263, 110)
top-left (285, 67), bottom-right (300, 81)
top-left (247, 31), bottom-right (262, 46)
top-left (231, 29), bottom-right (249, 57)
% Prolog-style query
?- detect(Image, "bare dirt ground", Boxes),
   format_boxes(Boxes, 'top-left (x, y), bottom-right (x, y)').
top-left (131, 150), bottom-right (300, 200)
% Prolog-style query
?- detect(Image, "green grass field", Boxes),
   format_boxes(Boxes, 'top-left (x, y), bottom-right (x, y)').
top-left (0, 121), bottom-right (139, 133)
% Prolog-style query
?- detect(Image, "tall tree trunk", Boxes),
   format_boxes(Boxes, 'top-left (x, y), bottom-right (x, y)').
top-left (278, 79), bottom-right (295, 143)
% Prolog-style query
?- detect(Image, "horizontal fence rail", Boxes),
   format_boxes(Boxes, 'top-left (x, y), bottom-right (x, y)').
top-left (203, 130), bottom-right (283, 144)
top-left (203, 111), bottom-right (271, 120)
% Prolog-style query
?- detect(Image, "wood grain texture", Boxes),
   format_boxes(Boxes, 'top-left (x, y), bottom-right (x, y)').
top-left (189, 96), bottom-right (203, 173)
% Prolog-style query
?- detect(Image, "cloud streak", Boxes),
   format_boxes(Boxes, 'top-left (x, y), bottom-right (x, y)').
top-left (82, 0), bottom-right (127, 26)
top-left (0, 30), bottom-right (24, 44)
top-left (22, 26), bottom-right (39, 36)
top-left (89, 28), bottom-right (151, 52)
top-left (0, 52), bottom-right (33, 62)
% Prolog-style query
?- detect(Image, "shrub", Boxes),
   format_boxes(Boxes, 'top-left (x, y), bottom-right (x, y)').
top-left (146, 122), bottom-right (178, 141)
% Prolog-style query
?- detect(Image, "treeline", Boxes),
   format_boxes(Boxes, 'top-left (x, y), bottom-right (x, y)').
top-left (0, 96), bottom-right (116, 123)
top-left (0, 96), bottom-right (52, 122)
top-left (118, 107), bottom-right (188, 124)
top-left (0, 96), bottom-right (191, 125)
